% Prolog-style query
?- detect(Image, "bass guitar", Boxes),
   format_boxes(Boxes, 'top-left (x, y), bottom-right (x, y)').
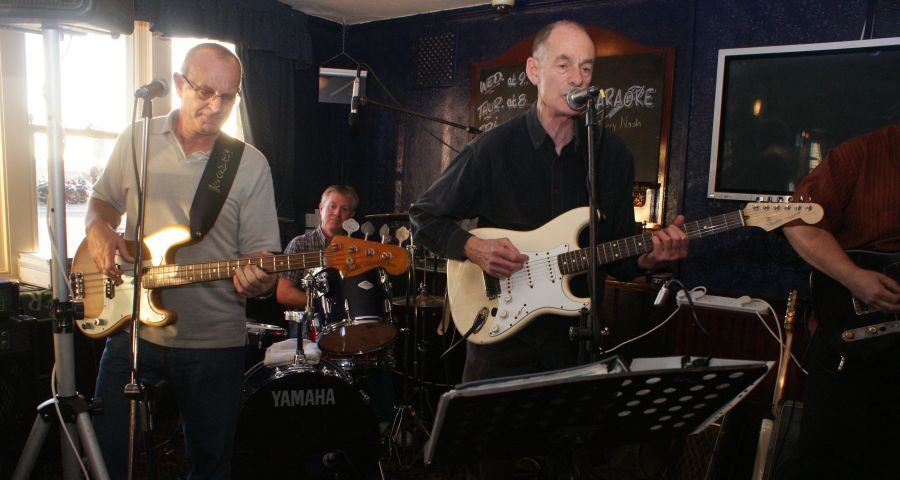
top-left (447, 202), bottom-right (823, 345)
top-left (811, 250), bottom-right (900, 358)
top-left (71, 224), bottom-right (408, 338)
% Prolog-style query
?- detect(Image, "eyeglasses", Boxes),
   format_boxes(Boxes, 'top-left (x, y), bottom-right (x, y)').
top-left (178, 73), bottom-right (239, 103)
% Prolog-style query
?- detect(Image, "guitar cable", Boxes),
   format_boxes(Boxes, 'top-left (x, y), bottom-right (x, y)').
top-left (440, 307), bottom-right (488, 360)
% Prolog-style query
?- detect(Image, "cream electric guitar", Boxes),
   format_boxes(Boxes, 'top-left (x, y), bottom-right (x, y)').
top-left (447, 202), bottom-right (823, 344)
top-left (71, 225), bottom-right (408, 338)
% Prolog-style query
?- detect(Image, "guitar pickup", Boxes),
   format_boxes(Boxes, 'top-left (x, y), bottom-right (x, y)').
top-left (483, 273), bottom-right (500, 300)
top-left (105, 278), bottom-right (116, 299)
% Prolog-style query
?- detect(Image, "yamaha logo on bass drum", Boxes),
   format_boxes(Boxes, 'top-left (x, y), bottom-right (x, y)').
top-left (271, 388), bottom-right (336, 407)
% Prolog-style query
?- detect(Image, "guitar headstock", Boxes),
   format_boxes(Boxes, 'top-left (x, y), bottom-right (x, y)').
top-left (742, 202), bottom-right (823, 231)
top-left (326, 235), bottom-right (410, 277)
top-left (784, 289), bottom-right (798, 330)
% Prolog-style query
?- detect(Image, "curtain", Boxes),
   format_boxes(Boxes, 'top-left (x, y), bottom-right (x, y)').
top-left (135, 0), bottom-right (312, 63)
top-left (237, 45), bottom-right (298, 244)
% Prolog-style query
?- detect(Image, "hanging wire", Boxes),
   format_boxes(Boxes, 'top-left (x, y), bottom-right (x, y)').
top-left (319, 23), bottom-right (465, 154)
top-left (320, 22), bottom-right (359, 68)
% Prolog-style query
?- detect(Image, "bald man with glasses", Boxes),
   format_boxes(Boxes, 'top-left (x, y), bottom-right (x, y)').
top-left (87, 43), bottom-right (279, 478)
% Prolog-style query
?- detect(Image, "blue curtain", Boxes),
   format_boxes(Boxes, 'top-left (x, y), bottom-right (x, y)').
top-left (135, 0), bottom-right (310, 245)
top-left (135, 0), bottom-right (311, 63)
top-left (237, 44), bottom-right (299, 245)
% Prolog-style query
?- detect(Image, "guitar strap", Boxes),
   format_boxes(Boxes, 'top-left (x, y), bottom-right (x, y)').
top-left (189, 132), bottom-right (245, 241)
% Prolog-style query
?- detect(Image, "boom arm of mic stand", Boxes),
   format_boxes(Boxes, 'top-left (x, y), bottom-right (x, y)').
top-left (359, 96), bottom-right (482, 134)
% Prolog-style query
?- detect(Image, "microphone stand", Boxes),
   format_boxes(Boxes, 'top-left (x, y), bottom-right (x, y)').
top-left (124, 88), bottom-right (158, 480)
top-left (571, 91), bottom-right (607, 364)
top-left (359, 96), bottom-right (482, 135)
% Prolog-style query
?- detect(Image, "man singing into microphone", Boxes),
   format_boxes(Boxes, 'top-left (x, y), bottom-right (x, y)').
top-left (410, 20), bottom-right (688, 478)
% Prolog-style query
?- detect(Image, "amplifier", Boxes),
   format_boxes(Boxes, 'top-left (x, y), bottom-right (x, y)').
top-left (0, 279), bottom-right (19, 321)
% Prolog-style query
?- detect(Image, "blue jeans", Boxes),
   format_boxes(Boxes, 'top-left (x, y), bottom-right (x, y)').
top-left (93, 331), bottom-right (244, 479)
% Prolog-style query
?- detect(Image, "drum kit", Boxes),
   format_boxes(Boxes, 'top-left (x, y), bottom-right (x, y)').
top-left (235, 212), bottom-right (463, 477)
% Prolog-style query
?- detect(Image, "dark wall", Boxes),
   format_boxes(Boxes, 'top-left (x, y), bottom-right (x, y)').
top-left (294, 0), bottom-right (900, 302)
top-left (680, 0), bottom-right (900, 301)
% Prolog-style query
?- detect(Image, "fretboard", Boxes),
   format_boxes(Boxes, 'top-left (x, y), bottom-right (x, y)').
top-left (557, 210), bottom-right (745, 275)
top-left (141, 251), bottom-right (328, 289)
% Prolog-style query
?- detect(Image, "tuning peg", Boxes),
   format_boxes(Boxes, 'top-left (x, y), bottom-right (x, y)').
top-left (360, 221), bottom-right (375, 241)
top-left (395, 226), bottom-right (410, 245)
top-left (342, 218), bottom-right (360, 237)
top-left (379, 224), bottom-right (391, 243)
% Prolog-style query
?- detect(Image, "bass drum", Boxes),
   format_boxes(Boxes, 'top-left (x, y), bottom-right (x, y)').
top-left (233, 361), bottom-right (380, 479)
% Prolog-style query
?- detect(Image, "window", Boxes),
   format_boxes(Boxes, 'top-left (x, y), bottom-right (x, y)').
top-left (26, 32), bottom-right (127, 256)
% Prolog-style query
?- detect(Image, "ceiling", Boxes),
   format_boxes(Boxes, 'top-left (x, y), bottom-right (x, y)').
top-left (280, 0), bottom-right (493, 25)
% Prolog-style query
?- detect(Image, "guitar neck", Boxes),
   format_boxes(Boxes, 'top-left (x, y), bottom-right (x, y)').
top-left (558, 210), bottom-right (745, 275)
top-left (141, 251), bottom-right (327, 289)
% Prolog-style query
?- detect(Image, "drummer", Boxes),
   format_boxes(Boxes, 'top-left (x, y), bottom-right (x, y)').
top-left (275, 184), bottom-right (395, 426)
top-left (276, 184), bottom-right (359, 309)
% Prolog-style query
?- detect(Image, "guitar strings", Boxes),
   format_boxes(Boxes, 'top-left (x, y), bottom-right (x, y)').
top-left (76, 208), bottom-right (778, 292)
top-left (74, 247), bottom-right (400, 290)
top-left (507, 212), bottom-right (747, 284)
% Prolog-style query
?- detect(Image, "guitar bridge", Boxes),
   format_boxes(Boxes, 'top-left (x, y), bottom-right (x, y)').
top-left (71, 271), bottom-right (84, 299)
top-left (483, 272), bottom-right (500, 300)
top-left (841, 319), bottom-right (900, 342)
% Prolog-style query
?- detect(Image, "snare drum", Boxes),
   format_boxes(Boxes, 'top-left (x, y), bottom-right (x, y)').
top-left (314, 268), bottom-right (397, 355)
top-left (233, 361), bottom-right (379, 478)
top-left (245, 322), bottom-right (286, 370)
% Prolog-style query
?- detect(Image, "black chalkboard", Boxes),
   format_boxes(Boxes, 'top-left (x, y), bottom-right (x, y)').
top-left (472, 52), bottom-right (666, 185)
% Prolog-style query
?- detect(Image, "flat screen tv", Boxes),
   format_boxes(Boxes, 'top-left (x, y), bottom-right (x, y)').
top-left (707, 37), bottom-right (900, 201)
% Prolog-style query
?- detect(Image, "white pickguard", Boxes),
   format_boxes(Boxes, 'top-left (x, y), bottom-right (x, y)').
top-left (488, 244), bottom-right (588, 337)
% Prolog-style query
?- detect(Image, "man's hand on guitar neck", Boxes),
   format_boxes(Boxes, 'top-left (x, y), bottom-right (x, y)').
top-left (233, 252), bottom-right (278, 299)
top-left (637, 214), bottom-right (689, 272)
top-left (464, 236), bottom-right (529, 279)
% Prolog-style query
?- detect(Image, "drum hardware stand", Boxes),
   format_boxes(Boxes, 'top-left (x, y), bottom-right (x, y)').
top-left (384, 240), bottom-right (438, 471)
top-left (13, 27), bottom-right (109, 480)
top-left (286, 271), bottom-right (328, 367)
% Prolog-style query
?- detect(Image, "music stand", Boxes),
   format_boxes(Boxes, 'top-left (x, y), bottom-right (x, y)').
top-left (424, 356), bottom-right (772, 467)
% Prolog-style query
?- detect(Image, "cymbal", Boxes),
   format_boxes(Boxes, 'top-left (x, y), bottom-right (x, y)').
top-left (391, 294), bottom-right (444, 308)
top-left (364, 212), bottom-right (409, 222)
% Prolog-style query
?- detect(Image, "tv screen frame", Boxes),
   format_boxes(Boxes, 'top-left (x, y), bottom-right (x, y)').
top-left (707, 37), bottom-right (900, 201)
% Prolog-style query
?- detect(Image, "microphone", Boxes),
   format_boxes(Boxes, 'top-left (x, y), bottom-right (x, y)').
top-left (565, 86), bottom-right (600, 110)
top-left (134, 78), bottom-right (169, 99)
top-left (349, 66), bottom-right (361, 126)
